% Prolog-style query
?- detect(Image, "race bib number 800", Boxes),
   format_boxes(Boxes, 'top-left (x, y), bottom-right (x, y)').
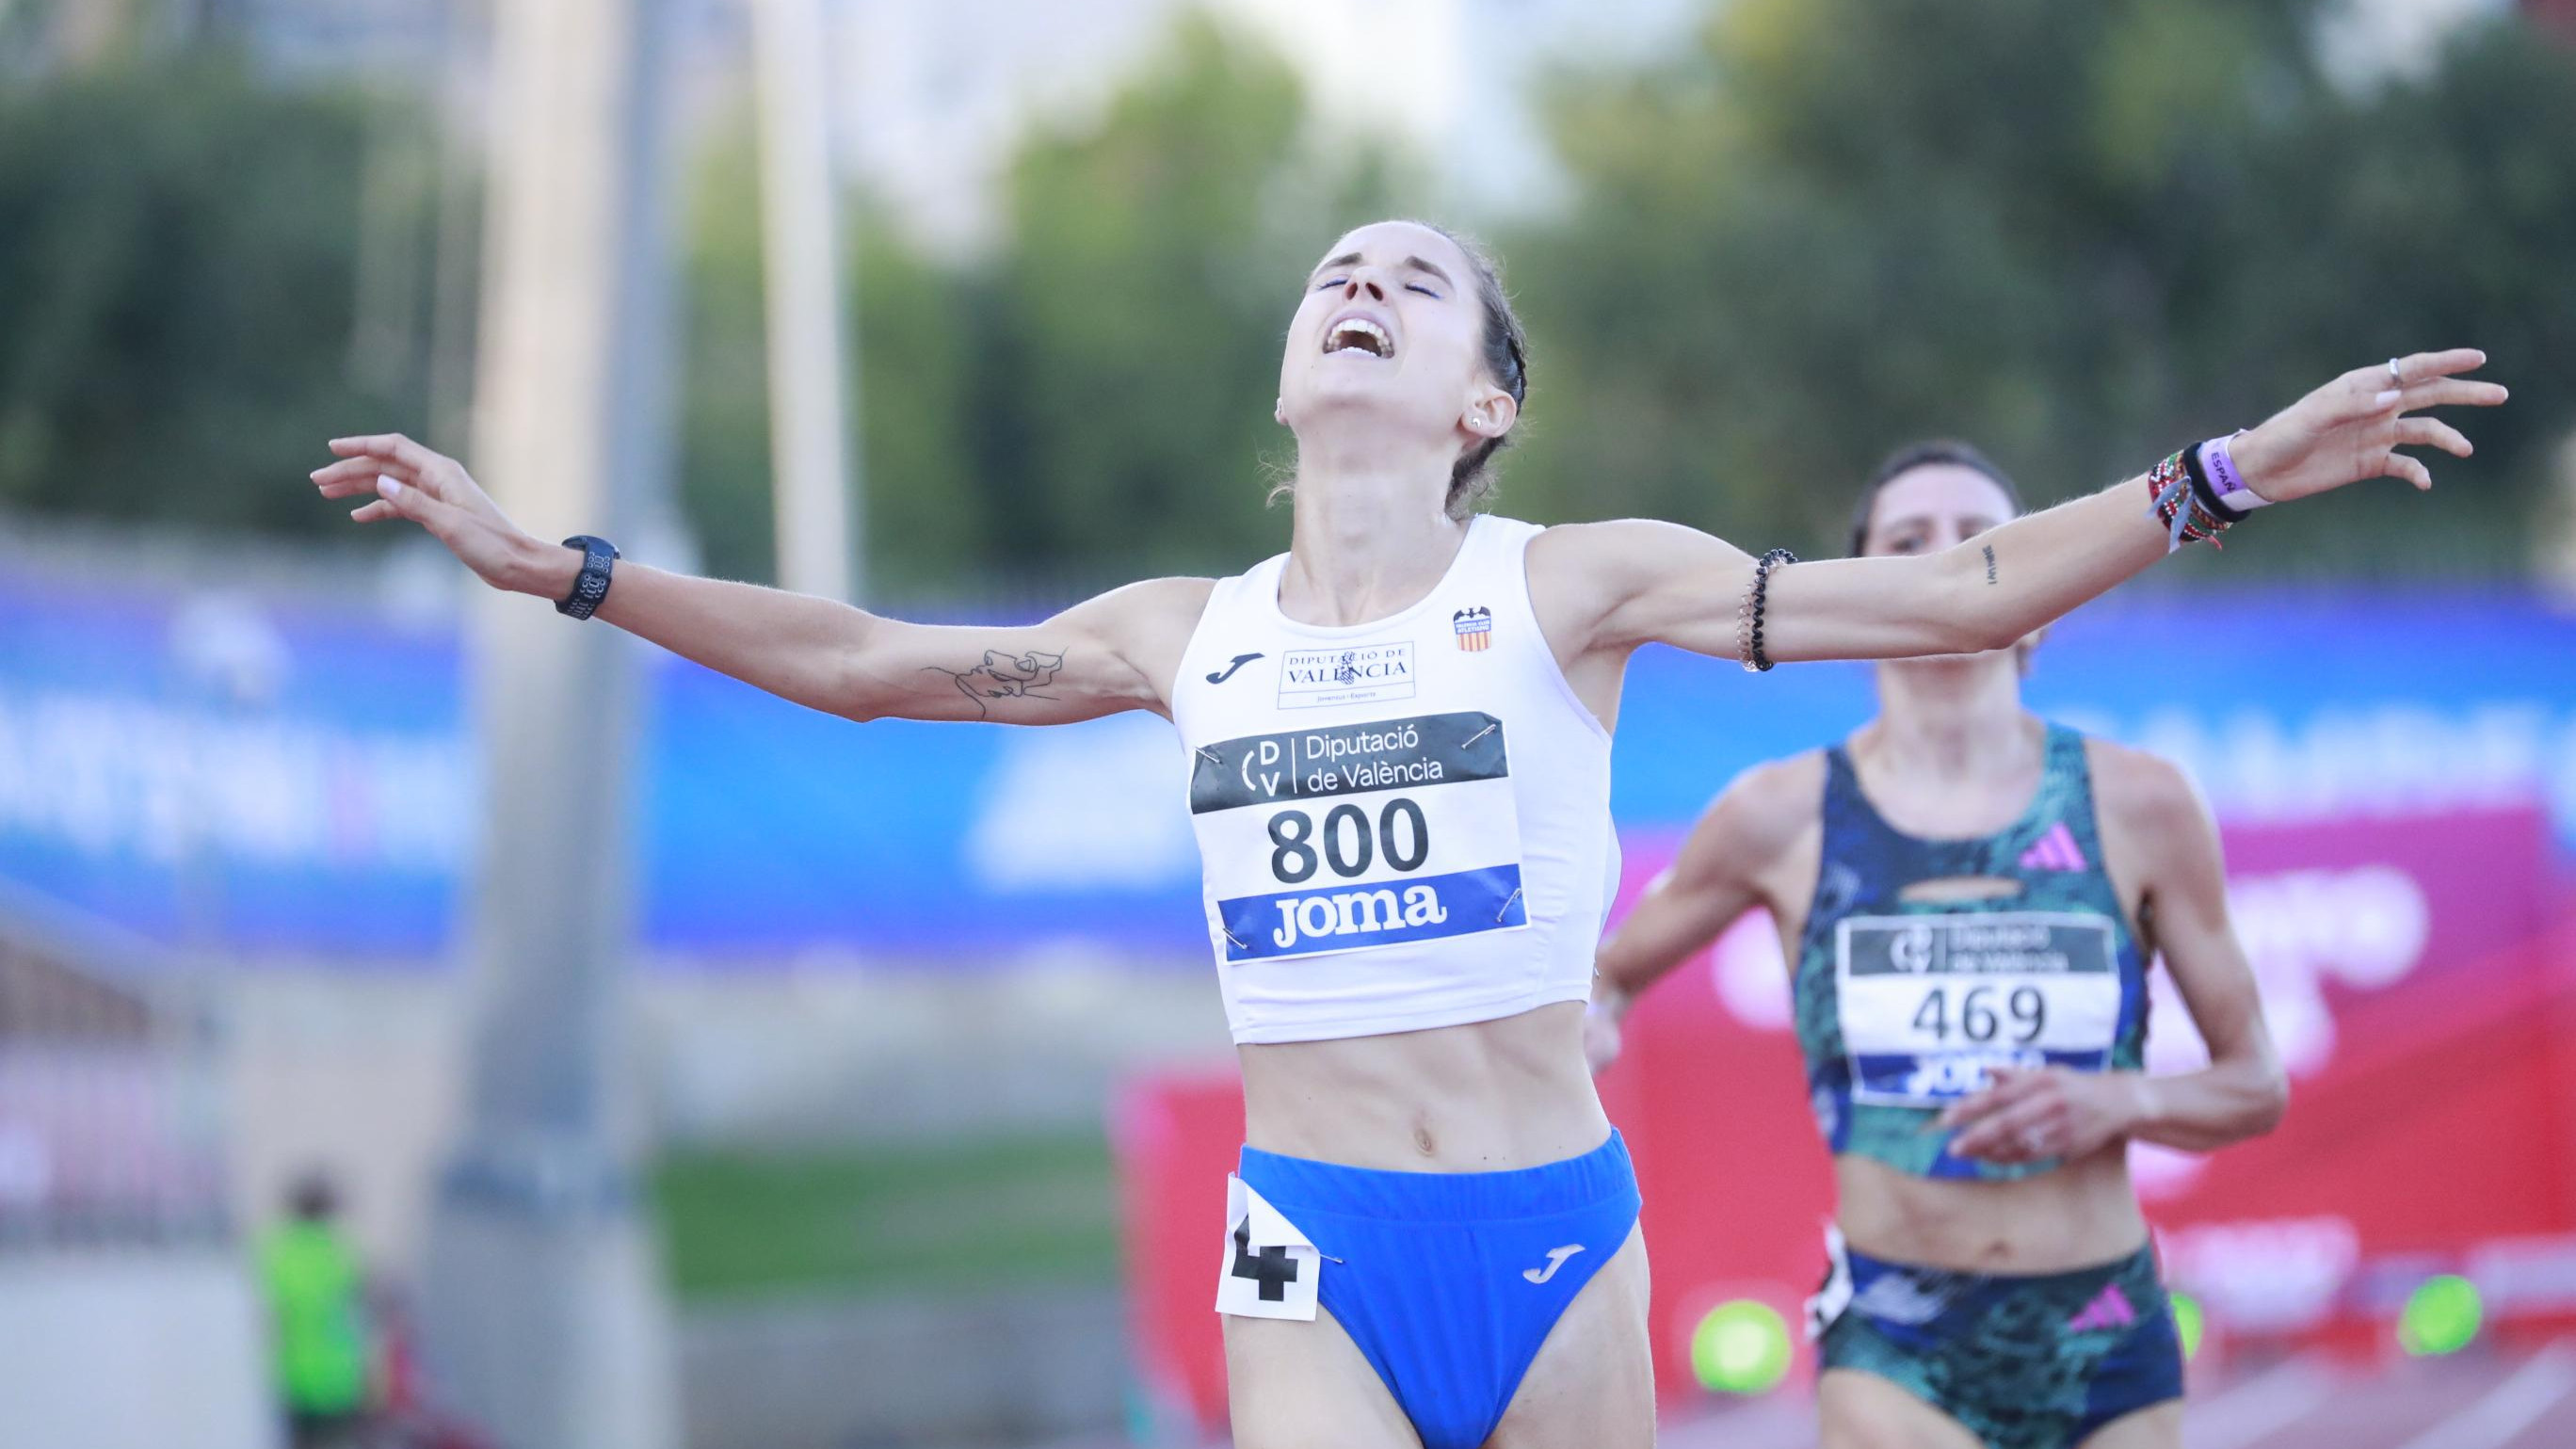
top-left (1189, 712), bottom-right (1525, 961)
top-left (1836, 912), bottom-right (2122, 1105)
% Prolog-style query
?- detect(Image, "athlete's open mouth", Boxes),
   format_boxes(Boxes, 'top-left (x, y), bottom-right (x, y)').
top-left (1324, 316), bottom-right (1393, 359)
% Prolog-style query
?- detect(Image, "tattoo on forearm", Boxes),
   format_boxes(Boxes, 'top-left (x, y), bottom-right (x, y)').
top-left (1983, 544), bottom-right (1998, 586)
top-left (924, 649), bottom-right (1067, 717)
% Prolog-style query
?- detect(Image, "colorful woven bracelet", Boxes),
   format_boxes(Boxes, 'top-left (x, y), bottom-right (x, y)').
top-left (2146, 450), bottom-right (2234, 552)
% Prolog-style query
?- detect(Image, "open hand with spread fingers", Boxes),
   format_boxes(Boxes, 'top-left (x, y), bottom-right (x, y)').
top-left (310, 434), bottom-right (569, 597)
top-left (2230, 348), bottom-right (2506, 502)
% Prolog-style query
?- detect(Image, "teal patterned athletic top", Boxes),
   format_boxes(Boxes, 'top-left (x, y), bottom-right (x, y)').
top-left (1793, 723), bottom-right (2149, 1181)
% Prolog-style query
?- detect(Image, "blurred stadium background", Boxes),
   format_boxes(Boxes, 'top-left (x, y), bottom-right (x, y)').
top-left (3, 0), bottom-right (2575, 1446)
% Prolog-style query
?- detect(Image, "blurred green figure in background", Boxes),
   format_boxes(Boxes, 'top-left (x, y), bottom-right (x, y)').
top-left (260, 1171), bottom-right (375, 1449)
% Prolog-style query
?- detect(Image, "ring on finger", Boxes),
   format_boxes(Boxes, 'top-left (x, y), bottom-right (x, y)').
top-left (2387, 357), bottom-right (2404, 386)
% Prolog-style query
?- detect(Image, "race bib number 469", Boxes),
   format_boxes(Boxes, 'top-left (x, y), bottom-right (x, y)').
top-left (1189, 712), bottom-right (1526, 961)
top-left (1836, 912), bottom-right (2122, 1105)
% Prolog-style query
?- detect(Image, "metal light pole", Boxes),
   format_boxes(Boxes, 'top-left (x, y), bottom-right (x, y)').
top-left (416, 0), bottom-right (683, 1445)
top-left (424, 0), bottom-right (490, 457)
top-left (751, 0), bottom-right (862, 602)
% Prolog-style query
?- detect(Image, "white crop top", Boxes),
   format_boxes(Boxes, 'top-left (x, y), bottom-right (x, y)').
top-left (1168, 516), bottom-right (1618, 1044)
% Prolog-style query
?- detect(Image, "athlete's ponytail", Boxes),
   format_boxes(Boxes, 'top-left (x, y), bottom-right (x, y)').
top-left (1418, 223), bottom-right (1529, 521)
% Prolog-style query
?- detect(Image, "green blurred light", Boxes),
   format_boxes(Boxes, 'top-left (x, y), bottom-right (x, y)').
top-left (2169, 1290), bottom-right (2205, 1361)
top-left (1691, 1299), bottom-right (1793, 1395)
top-left (2399, 1275), bottom-right (2483, 1357)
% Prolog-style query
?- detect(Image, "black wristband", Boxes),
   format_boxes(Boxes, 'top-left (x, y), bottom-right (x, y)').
top-left (555, 535), bottom-right (620, 620)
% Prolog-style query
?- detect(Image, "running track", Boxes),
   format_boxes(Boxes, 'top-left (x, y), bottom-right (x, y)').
top-left (1658, 1343), bottom-right (2576, 1449)
top-left (1036, 1343), bottom-right (2576, 1446)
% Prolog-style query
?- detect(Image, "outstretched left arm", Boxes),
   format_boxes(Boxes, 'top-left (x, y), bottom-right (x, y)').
top-left (1538, 350), bottom-right (2504, 663)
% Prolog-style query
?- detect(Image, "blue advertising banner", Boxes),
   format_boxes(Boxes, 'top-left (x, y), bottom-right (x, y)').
top-left (0, 575), bottom-right (467, 955)
top-left (4, 564), bottom-right (2572, 963)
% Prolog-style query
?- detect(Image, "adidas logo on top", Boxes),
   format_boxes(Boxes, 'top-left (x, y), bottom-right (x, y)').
top-left (2019, 822), bottom-right (2087, 873)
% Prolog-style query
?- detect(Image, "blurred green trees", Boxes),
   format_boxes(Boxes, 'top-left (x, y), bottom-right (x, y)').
top-left (1510, 0), bottom-right (2576, 570)
top-left (679, 16), bottom-right (1331, 593)
top-left (671, 114), bottom-right (779, 586)
top-left (0, 56), bottom-right (434, 536)
top-left (672, 116), bottom-right (989, 589)
top-left (972, 15), bottom-right (1311, 587)
top-left (3, 3), bottom-right (2569, 585)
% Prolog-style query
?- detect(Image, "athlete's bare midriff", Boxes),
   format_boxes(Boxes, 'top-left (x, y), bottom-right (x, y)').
top-left (1237, 1001), bottom-right (1612, 1171)
top-left (1834, 1152), bottom-right (2150, 1275)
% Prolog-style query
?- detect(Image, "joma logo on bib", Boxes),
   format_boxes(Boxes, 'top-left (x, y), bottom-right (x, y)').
top-left (1225, 865), bottom-right (1524, 959)
top-left (1267, 883), bottom-right (1450, 949)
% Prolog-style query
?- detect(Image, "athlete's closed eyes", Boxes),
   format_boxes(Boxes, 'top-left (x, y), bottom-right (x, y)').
top-left (1311, 279), bottom-right (1443, 298)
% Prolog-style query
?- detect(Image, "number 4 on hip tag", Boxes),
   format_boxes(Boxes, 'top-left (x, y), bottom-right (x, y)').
top-left (1215, 1174), bottom-right (1322, 1321)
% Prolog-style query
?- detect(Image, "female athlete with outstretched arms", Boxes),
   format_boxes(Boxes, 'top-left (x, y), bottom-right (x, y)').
top-left (315, 218), bottom-right (2499, 1448)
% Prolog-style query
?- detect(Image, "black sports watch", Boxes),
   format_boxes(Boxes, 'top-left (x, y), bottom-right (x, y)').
top-left (555, 535), bottom-right (620, 620)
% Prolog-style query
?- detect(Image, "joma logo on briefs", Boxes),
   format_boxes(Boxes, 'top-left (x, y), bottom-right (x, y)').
top-left (1271, 887), bottom-right (1450, 950)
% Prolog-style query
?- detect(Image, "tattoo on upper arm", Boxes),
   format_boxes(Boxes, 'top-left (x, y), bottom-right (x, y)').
top-left (924, 649), bottom-right (1066, 717)
top-left (1983, 544), bottom-right (1998, 585)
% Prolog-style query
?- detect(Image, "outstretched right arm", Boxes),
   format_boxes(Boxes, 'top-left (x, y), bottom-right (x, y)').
top-left (314, 434), bottom-right (1210, 725)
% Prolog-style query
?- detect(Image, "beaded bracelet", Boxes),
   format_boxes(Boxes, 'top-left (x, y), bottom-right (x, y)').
top-left (2146, 450), bottom-right (2234, 553)
top-left (1737, 547), bottom-right (1796, 672)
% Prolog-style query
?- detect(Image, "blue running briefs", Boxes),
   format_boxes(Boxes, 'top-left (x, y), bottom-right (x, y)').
top-left (1232, 1131), bottom-right (1642, 1449)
